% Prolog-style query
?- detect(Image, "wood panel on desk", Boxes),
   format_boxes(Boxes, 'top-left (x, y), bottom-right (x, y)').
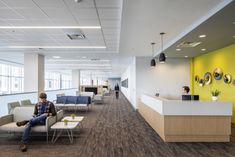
top-left (137, 101), bottom-right (165, 140)
top-left (137, 100), bottom-right (231, 142)
top-left (164, 116), bottom-right (231, 135)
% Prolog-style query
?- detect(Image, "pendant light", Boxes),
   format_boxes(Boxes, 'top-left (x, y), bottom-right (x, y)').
top-left (159, 32), bottom-right (166, 63)
top-left (150, 42), bottom-right (156, 67)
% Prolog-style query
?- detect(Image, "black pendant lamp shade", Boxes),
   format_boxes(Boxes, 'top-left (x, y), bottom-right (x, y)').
top-left (159, 53), bottom-right (166, 63)
top-left (150, 58), bottom-right (156, 67)
top-left (159, 32), bottom-right (166, 63)
top-left (150, 42), bottom-right (156, 67)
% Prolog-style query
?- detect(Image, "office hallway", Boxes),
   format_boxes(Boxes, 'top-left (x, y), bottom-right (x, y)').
top-left (0, 92), bottom-right (235, 157)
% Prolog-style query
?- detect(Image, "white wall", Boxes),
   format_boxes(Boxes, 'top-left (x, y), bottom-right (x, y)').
top-left (136, 57), bottom-right (190, 102)
top-left (121, 57), bottom-right (136, 108)
top-left (121, 56), bottom-right (190, 109)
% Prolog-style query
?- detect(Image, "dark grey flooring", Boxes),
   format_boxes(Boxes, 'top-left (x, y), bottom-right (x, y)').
top-left (0, 92), bottom-right (235, 157)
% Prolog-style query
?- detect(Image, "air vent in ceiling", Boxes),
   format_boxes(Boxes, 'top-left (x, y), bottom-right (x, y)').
top-left (67, 33), bottom-right (85, 40)
top-left (177, 41), bottom-right (201, 48)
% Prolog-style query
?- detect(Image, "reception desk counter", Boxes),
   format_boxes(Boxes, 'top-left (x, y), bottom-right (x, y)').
top-left (138, 94), bottom-right (232, 142)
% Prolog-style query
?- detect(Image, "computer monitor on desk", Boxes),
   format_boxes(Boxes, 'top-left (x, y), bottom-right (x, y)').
top-left (182, 95), bottom-right (199, 101)
top-left (182, 95), bottom-right (191, 100)
top-left (191, 95), bottom-right (199, 100)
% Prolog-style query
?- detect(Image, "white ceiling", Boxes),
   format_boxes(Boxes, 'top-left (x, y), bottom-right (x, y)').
top-left (119, 0), bottom-right (232, 57)
top-left (0, 0), bottom-right (232, 77)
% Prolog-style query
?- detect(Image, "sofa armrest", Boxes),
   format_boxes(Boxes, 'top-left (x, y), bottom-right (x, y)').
top-left (45, 116), bottom-right (57, 131)
top-left (0, 114), bottom-right (13, 126)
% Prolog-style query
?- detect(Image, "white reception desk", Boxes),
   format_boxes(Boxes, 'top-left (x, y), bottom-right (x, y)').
top-left (138, 94), bottom-right (232, 142)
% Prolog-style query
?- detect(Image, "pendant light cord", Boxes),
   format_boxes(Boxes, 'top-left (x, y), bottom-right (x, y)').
top-left (160, 32), bottom-right (165, 52)
top-left (151, 42), bottom-right (155, 57)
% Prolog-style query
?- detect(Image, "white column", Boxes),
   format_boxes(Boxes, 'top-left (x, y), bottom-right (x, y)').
top-left (72, 70), bottom-right (80, 90)
top-left (24, 54), bottom-right (45, 98)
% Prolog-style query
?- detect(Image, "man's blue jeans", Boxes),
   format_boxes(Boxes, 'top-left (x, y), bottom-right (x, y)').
top-left (22, 114), bottom-right (46, 144)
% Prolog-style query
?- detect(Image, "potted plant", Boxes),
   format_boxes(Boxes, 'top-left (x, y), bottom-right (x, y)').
top-left (63, 119), bottom-right (68, 125)
top-left (211, 89), bottom-right (221, 101)
top-left (70, 114), bottom-right (76, 119)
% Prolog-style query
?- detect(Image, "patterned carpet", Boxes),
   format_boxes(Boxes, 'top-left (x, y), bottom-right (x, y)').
top-left (0, 92), bottom-right (235, 157)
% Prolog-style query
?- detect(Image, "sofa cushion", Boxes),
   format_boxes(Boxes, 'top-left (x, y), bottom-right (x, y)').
top-left (56, 96), bottom-right (67, 104)
top-left (0, 122), bottom-right (46, 132)
top-left (77, 96), bottom-right (91, 104)
top-left (65, 96), bottom-right (77, 104)
top-left (13, 107), bottom-right (34, 122)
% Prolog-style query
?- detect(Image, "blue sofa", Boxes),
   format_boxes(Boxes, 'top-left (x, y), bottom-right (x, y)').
top-left (55, 96), bottom-right (91, 112)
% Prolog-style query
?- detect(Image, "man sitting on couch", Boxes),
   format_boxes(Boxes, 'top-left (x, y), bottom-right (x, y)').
top-left (16, 93), bottom-right (56, 152)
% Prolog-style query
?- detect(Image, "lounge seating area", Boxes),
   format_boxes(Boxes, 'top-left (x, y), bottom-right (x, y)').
top-left (0, 107), bottom-right (61, 143)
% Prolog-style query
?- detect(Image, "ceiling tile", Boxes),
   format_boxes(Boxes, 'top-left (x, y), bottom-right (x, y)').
top-left (78, 19), bottom-right (100, 26)
top-left (73, 8), bottom-right (98, 20)
top-left (64, 0), bottom-right (94, 8)
top-left (33, 0), bottom-right (65, 8)
top-left (51, 19), bottom-right (77, 25)
top-left (43, 8), bottom-right (74, 19)
top-left (0, 8), bottom-right (24, 19)
top-left (98, 8), bottom-right (121, 20)
top-left (102, 28), bottom-right (119, 35)
top-left (15, 8), bottom-right (47, 19)
top-left (100, 19), bottom-right (121, 28)
top-left (0, 1), bottom-right (7, 8)
top-left (96, 0), bottom-right (122, 8)
top-left (1, 0), bottom-right (36, 8)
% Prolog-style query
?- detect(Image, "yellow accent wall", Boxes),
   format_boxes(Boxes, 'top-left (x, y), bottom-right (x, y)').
top-left (190, 44), bottom-right (235, 123)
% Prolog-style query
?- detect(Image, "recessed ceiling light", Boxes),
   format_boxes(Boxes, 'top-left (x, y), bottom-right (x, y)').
top-left (82, 56), bottom-right (87, 59)
top-left (201, 48), bottom-right (206, 51)
top-left (184, 56), bottom-right (188, 58)
top-left (232, 22), bottom-right (235, 24)
top-left (6, 46), bottom-right (106, 49)
top-left (199, 34), bottom-right (206, 38)
top-left (52, 56), bottom-right (61, 59)
top-left (176, 48), bottom-right (181, 51)
top-left (0, 26), bottom-right (101, 29)
top-left (233, 35), bottom-right (235, 38)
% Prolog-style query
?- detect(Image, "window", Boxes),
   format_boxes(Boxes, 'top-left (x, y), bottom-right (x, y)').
top-left (45, 72), bottom-right (72, 90)
top-left (0, 63), bottom-right (24, 95)
top-left (45, 72), bottom-right (60, 90)
top-left (61, 74), bottom-right (72, 89)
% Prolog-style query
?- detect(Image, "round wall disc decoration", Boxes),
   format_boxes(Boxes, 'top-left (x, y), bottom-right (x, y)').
top-left (199, 79), bottom-right (204, 87)
top-left (195, 75), bottom-right (200, 83)
top-left (204, 72), bottom-right (212, 85)
top-left (213, 68), bottom-right (223, 80)
top-left (224, 74), bottom-right (232, 84)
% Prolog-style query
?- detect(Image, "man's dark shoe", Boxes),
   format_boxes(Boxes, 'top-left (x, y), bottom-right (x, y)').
top-left (16, 120), bottom-right (29, 127)
top-left (19, 144), bottom-right (27, 152)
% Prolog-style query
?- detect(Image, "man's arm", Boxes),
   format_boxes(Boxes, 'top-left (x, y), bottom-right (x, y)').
top-left (33, 104), bottom-right (38, 116)
top-left (49, 102), bottom-right (56, 116)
